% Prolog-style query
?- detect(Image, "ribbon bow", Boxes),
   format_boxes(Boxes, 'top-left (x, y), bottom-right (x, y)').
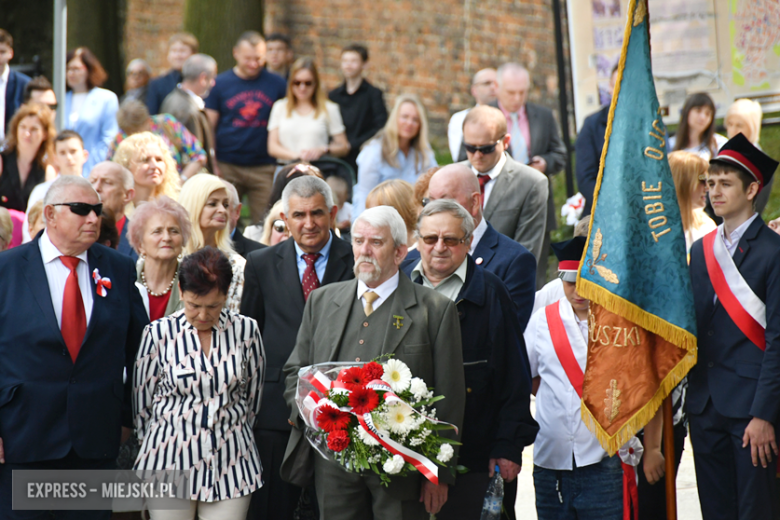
top-left (92, 268), bottom-right (112, 297)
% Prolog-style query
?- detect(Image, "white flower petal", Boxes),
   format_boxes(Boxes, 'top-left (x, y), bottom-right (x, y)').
top-left (382, 359), bottom-right (413, 393)
top-left (383, 454), bottom-right (405, 474)
top-left (437, 443), bottom-right (454, 463)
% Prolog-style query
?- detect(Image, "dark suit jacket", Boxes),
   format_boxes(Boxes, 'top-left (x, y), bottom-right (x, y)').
top-left (4, 69), bottom-right (31, 131)
top-left (403, 221), bottom-right (536, 330)
top-left (402, 256), bottom-right (538, 470)
top-left (688, 217), bottom-right (780, 423)
top-left (145, 69), bottom-right (182, 115)
top-left (240, 234), bottom-right (354, 433)
top-left (231, 227), bottom-right (265, 259)
top-left (117, 218), bottom-right (139, 263)
top-left (0, 239), bottom-right (148, 463)
top-left (575, 105), bottom-right (609, 216)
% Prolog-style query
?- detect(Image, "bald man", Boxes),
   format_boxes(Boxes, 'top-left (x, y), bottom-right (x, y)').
top-left (403, 163), bottom-right (537, 329)
top-left (88, 162), bottom-right (137, 261)
top-left (448, 68), bottom-right (497, 162)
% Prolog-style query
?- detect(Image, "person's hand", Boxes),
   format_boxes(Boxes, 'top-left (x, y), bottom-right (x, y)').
top-left (300, 147), bottom-right (327, 162)
top-left (529, 156), bottom-right (547, 172)
top-left (0, 437), bottom-right (5, 463)
top-left (489, 458), bottom-right (521, 482)
top-left (642, 448), bottom-right (665, 484)
top-left (768, 218), bottom-right (780, 234)
top-left (743, 417), bottom-right (778, 467)
top-left (121, 427), bottom-right (132, 444)
top-left (419, 480), bottom-right (448, 514)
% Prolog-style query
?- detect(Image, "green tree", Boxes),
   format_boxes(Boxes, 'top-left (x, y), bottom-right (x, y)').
top-left (66, 0), bottom-right (125, 94)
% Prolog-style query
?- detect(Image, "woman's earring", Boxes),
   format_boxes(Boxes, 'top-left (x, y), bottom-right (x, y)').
top-left (177, 253), bottom-right (183, 262)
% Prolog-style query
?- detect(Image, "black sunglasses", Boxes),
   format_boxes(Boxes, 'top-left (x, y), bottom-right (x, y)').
top-left (293, 80), bottom-right (314, 87)
top-left (463, 137), bottom-right (504, 155)
top-left (420, 234), bottom-right (468, 247)
top-left (272, 219), bottom-right (287, 233)
top-left (52, 202), bottom-right (103, 217)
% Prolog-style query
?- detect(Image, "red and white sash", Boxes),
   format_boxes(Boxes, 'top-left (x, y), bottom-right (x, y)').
top-left (703, 229), bottom-right (766, 350)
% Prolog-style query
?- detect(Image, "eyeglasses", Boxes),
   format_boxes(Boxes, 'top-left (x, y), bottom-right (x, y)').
top-left (51, 202), bottom-right (103, 217)
top-left (420, 234), bottom-right (469, 247)
top-left (292, 80), bottom-right (314, 87)
top-left (472, 80), bottom-right (495, 87)
top-left (47, 103), bottom-right (58, 111)
top-left (463, 137), bottom-right (505, 155)
top-left (272, 219), bottom-right (287, 234)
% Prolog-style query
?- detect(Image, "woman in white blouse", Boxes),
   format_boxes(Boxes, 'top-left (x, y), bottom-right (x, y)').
top-left (134, 247), bottom-right (265, 519)
top-left (668, 151), bottom-right (717, 253)
top-left (267, 58), bottom-right (350, 163)
top-left (667, 93), bottom-right (727, 160)
top-left (178, 173), bottom-right (245, 312)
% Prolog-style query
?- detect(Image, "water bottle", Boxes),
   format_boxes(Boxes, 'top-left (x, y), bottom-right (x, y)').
top-left (479, 464), bottom-right (504, 520)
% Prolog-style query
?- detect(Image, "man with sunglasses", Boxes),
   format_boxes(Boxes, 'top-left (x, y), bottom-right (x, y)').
top-left (461, 105), bottom-right (548, 268)
top-left (0, 175), bottom-right (148, 519)
top-left (401, 199), bottom-right (537, 520)
top-left (23, 75), bottom-right (58, 113)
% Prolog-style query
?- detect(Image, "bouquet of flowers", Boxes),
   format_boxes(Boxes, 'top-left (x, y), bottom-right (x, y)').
top-left (295, 357), bottom-right (460, 486)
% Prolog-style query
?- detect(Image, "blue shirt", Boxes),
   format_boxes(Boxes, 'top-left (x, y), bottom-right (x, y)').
top-left (352, 138), bottom-right (437, 222)
top-left (293, 231), bottom-right (334, 283)
top-left (205, 68), bottom-right (287, 166)
top-left (64, 88), bottom-right (120, 176)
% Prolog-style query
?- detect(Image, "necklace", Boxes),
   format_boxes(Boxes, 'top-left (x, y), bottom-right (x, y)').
top-left (142, 264), bottom-right (177, 297)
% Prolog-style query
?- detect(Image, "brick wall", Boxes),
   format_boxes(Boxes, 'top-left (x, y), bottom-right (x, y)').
top-left (124, 0), bottom-right (186, 76)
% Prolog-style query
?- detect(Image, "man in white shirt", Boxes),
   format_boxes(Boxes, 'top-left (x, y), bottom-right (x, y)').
top-left (524, 236), bottom-right (622, 520)
top-left (0, 29), bottom-right (31, 143)
top-left (447, 68), bottom-right (497, 162)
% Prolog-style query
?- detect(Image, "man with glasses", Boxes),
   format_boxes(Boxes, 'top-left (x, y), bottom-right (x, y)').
top-left (23, 75), bottom-right (58, 113)
top-left (241, 176), bottom-right (354, 520)
top-left (401, 199), bottom-right (537, 520)
top-left (0, 175), bottom-right (148, 519)
top-left (448, 68), bottom-right (497, 162)
top-left (461, 105), bottom-right (548, 265)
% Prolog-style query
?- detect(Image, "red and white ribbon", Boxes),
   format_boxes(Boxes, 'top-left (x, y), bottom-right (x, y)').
top-left (92, 268), bottom-right (112, 297)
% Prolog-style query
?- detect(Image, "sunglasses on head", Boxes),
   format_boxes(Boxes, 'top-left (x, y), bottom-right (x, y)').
top-left (420, 234), bottom-right (468, 247)
top-left (272, 219), bottom-right (287, 233)
top-left (463, 137), bottom-right (504, 155)
top-left (52, 202), bottom-right (103, 217)
top-left (293, 80), bottom-right (314, 87)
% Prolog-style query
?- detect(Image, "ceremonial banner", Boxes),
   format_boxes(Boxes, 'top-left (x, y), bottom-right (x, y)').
top-left (577, 0), bottom-right (698, 455)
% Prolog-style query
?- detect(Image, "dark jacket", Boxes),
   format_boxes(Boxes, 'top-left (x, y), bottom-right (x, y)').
top-left (575, 105), bottom-right (609, 216)
top-left (402, 255), bottom-right (538, 469)
top-left (240, 234), bottom-right (354, 432)
top-left (4, 69), bottom-right (30, 132)
top-left (145, 69), bottom-right (182, 115)
top-left (328, 79), bottom-right (388, 171)
top-left (117, 218), bottom-right (139, 263)
top-left (688, 217), bottom-right (780, 423)
top-left (231, 227), bottom-right (265, 259)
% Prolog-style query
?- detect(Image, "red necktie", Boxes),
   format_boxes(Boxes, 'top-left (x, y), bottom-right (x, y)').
top-left (302, 253), bottom-right (321, 301)
top-left (60, 256), bottom-right (87, 362)
top-left (478, 174), bottom-right (492, 208)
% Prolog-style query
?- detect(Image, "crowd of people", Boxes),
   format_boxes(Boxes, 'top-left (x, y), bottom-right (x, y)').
top-left (0, 23), bottom-right (779, 520)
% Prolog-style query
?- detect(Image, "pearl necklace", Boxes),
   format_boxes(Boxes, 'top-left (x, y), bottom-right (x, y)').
top-left (141, 266), bottom-right (177, 297)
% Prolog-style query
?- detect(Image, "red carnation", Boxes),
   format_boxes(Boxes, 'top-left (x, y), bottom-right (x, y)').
top-left (337, 367), bottom-right (367, 389)
top-left (349, 386), bottom-right (380, 415)
top-left (327, 430), bottom-right (350, 452)
top-left (363, 362), bottom-right (384, 382)
top-left (316, 405), bottom-right (352, 432)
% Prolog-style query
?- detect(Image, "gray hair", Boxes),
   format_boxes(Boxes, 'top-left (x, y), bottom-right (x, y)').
top-left (496, 62), bottom-right (529, 88)
top-left (281, 176), bottom-right (334, 215)
top-left (90, 161), bottom-right (134, 191)
top-left (221, 179), bottom-right (241, 208)
top-left (126, 58), bottom-right (151, 76)
top-left (43, 176), bottom-right (99, 223)
top-left (182, 54), bottom-right (217, 82)
top-left (353, 206), bottom-right (408, 248)
top-left (416, 199), bottom-right (475, 239)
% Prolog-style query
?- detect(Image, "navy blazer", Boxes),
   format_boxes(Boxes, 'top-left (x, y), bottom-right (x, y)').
top-left (0, 238), bottom-right (148, 463)
top-left (575, 105), bottom-right (609, 216)
top-left (688, 217), bottom-right (780, 423)
top-left (403, 221), bottom-right (537, 330)
top-left (402, 255), bottom-right (538, 468)
top-left (4, 69), bottom-right (31, 131)
top-left (146, 69), bottom-right (182, 115)
top-left (117, 218), bottom-right (139, 263)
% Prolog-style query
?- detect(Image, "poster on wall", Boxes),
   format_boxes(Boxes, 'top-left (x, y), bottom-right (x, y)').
top-left (568, 0), bottom-right (780, 131)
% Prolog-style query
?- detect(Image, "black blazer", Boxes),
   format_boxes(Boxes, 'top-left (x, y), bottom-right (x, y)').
top-left (145, 69), bottom-right (182, 115)
top-left (688, 217), bottom-right (780, 423)
top-left (4, 69), bottom-right (30, 131)
top-left (117, 218), bottom-right (139, 263)
top-left (231, 228), bottom-right (265, 259)
top-left (240, 234), bottom-right (354, 432)
top-left (575, 105), bottom-right (609, 216)
top-left (0, 239), bottom-right (148, 463)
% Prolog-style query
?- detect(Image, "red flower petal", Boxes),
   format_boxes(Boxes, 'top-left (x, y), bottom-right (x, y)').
top-left (363, 362), bottom-right (384, 382)
top-left (327, 430), bottom-right (350, 452)
top-left (316, 404), bottom-right (352, 432)
top-left (349, 386), bottom-right (380, 415)
top-left (337, 367), bottom-right (367, 390)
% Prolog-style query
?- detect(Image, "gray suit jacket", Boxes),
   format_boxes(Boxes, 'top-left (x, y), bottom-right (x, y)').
top-left (160, 87), bottom-right (215, 172)
top-left (281, 273), bottom-right (465, 494)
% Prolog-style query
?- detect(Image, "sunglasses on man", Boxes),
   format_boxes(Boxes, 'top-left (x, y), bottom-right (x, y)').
top-left (419, 234), bottom-right (469, 247)
top-left (52, 202), bottom-right (103, 217)
top-left (463, 136), bottom-right (505, 155)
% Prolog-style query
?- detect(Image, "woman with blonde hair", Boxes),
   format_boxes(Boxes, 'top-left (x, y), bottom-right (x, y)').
top-left (267, 58), bottom-right (350, 162)
top-left (178, 173), bottom-right (245, 312)
top-left (260, 200), bottom-right (290, 246)
top-left (668, 150), bottom-right (716, 252)
top-left (113, 131), bottom-right (181, 211)
top-left (352, 93), bottom-right (437, 220)
top-left (365, 179), bottom-right (419, 248)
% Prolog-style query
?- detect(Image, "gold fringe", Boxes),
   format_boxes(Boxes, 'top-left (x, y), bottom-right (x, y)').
top-left (578, 278), bottom-right (697, 352)
top-left (580, 346), bottom-right (697, 455)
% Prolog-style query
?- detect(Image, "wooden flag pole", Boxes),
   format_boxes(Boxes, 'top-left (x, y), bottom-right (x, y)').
top-left (663, 396), bottom-right (678, 520)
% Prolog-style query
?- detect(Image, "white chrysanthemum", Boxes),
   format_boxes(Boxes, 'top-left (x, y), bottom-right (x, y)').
top-left (409, 377), bottom-right (428, 400)
top-left (437, 443), bottom-right (454, 463)
top-left (385, 403), bottom-right (415, 434)
top-left (356, 424), bottom-right (383, 446)
top-left (383, 454), bottom-right (405, 474)
top-left (382, 359), bottom-right (412, 392)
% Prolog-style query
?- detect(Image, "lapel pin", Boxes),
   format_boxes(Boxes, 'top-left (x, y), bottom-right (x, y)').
top-left (392, 315), bottom-right (404, 329)
top-left (476, 257), bottom-right (483, 265)
top-left (92, 268), bottom-right (112, 297)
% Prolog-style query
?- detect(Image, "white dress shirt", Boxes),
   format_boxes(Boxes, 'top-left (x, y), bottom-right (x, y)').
top-left (38, 230), bottom-right (94, 328)
top-left (525, 296), bottom-right (607, 470)
top-left (469, 217), bottom-right (488, 254)
top-left (471, 152), bottom-right (507, 208)
top-left (721, 212), bottom-right (758, 256)
top-left (180, 84), bottom-right (205, 110)
top-left (0, 64), bottom-right (9, 141)
top-left (356, 271), bottom-right (400, 312)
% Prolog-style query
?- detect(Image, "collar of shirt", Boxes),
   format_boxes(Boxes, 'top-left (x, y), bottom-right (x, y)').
top-left (357, 271), bottom-right (400, 311)
top-left (179, 308), bottom-right (231, 333)
top-left (469, 218), bottom-right (488, 254)
top-left (40, 229), bottom-right (89, 266)
top-left (293, 231), bottom-right (334, 282)
top-left (179, 84), bottom-right (205, 110)
top-left (719, 212), bottom-right (759, 255)
top-left (575, 314), bottom-right (589, 341)
top-left (497, 101), bottom-right (527, 125)
top-left (471, 151), bottom-right (507, 179)
top-left (410, 256), bottom-right (468, 302)
top-left (0, 64), bottom-right (8, 84)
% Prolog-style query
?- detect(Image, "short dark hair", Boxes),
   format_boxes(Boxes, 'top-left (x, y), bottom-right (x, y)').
top-left (179, 247), bottom-right (233, 296)
top-left (98, 213), bottom-right (119, 249)
top-left (55, 129), bottom-right (84, 146)
top-left (0, 29), bottom-right (13, 48)
top-left (235, 31), bottom-right (264, 48)
top-left (709, 162), bottom-right (758, 192)
top-left (342, 43), bottom-right (369, 62)
top-left (66, 47), bottom-right (108, 89)
top-left (266, 33), bottom-right (292, 49)
top-left (23, 76), bottom-right (53, 102)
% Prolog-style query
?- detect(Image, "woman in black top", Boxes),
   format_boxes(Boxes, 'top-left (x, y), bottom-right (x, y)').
top-left (0, 102), bottom-right (56, 211)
